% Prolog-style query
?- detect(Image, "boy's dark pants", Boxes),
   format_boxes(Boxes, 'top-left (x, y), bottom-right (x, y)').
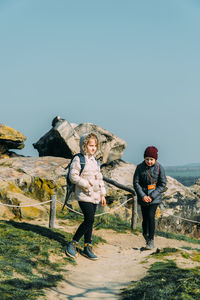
top-left (73, 202), bottom-right (97, 244)
top-left (141, 204), bottom-right (158, 240)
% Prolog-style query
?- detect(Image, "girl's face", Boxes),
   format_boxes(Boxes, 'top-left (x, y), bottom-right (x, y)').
top-left (86, 138), bottom-right (97, 155)
top-left (145, 157), bottom-right (156, 167)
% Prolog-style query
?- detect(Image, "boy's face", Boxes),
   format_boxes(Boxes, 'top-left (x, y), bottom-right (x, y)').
top-left (145, 157), bottom-right (156, 167)
top-left (86, 138), bottom-right (97, 155)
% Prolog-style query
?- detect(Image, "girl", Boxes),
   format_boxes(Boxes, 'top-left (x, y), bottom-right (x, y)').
top-left (66, 132), bottom-right (106, 260)
top-left (133, 146), bottom-right (166, 249)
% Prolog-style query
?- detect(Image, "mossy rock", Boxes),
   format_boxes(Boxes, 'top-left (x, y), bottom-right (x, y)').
top-left (0, 124), bottom-right (26, 150)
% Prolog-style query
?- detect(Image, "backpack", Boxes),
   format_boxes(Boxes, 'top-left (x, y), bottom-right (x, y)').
top-left (62, 153), bottom-right (85, 210)
top-left (62, 153), bottom-right (99, 210)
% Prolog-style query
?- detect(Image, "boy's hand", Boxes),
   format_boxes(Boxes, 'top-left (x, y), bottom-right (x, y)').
top-left (101, 196), bottom-right (106, 206)
top-left (142, 196), bottom-right (152, 203)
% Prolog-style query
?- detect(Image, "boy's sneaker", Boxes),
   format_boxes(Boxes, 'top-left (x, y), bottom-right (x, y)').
top-left (82, 243), bottom-right (98, 260)
top-left (145, 239), bottom-right (154, 250)
top-left (66, 241), bottom-right (77, 258)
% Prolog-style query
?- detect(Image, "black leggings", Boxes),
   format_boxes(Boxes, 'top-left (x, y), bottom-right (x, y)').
top-left (73, 202), bottom-right (97, 244)
top-left (141, 204), bottom-right (158, 240)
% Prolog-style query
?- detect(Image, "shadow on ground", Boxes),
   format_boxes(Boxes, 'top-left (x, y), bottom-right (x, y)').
top-left (5, 220), bottom-right (68, 246)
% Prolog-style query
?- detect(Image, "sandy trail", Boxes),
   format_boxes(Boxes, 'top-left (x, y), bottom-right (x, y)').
top-left (39, 228), bottom-right (200, 300)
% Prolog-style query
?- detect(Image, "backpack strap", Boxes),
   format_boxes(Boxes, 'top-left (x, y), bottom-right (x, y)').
top-left (76, 153), bottom-right (85, 175)
top-left (77, 153), bottom-right (100, 170)
top-left (62, 153), bottom-right (85, 211)
top-left (75, 153), bottom-right (100, 172)
top-left (66, 153), bottom-right (99, 174)
top-left (64, 153), bottom-right (85, 171)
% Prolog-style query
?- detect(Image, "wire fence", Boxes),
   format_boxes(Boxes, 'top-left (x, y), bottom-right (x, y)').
top-left (0, 197), bottom-right (200, 224)
top-left (0, 200), bottom-right (52, 208)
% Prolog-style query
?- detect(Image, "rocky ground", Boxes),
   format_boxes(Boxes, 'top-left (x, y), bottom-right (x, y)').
top-left (36, 220), bottom-right (200, 300)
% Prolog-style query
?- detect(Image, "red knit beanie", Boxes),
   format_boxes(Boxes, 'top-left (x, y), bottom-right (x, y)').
top-left (144, 146), bottom-right (158, 160)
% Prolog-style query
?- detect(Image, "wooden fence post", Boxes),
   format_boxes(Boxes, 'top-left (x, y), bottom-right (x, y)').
top-left (131, 195), bottom-right (138, 230)
top-left (49, 194), bottom-right (56, 228)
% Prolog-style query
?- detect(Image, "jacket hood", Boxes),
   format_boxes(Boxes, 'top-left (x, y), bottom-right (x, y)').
top-left (79, 133), bottom-right (89, 154)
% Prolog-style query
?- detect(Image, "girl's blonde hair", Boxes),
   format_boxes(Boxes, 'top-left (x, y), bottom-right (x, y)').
top-left (82, 133), bottom-right (99, 154)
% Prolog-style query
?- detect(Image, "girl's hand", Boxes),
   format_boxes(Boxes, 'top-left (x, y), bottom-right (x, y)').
top-left (88, 180), bottom-right (93, 187)
top-left (101, 196), bottom-right (106, 206)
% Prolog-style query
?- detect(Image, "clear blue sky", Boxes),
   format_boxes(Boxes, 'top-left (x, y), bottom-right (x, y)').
top-left (1, 0), bottom-right (200, 166)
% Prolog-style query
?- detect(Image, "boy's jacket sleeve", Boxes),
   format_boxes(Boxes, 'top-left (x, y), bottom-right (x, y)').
top-left (133, 166), bottom-right (146, 198)
top-left (69, 156), bottom-right (90, 189)
top-left (149, 164), bottom-right (167, 201)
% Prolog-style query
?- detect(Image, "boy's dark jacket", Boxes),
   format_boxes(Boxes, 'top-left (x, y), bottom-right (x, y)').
top-left (133, 161), bottom-right (166, 206)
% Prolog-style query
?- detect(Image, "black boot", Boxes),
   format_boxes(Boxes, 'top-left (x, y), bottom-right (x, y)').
top-left (82, 243), bottom-right (98, 260)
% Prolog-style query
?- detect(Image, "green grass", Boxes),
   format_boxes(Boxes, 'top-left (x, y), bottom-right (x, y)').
top-left (56, 206), bottom-right (83, 222)
top-left (150, 247), bottom-right (199, 261)
top-left (151, 247), bottom-right (179, 259)
top-left (192, 253), bottom-right (200, 263)
top-left (0, 220), bottom-right (76, 299)
top-left (155, 230), bottom-right (200, 245)
top-left (181, 246), bottom-right (200, 253)
top-left (0, 216), bottom-right (106, 300)
top-left (94, 214), bottom-right (130, 232)
top-left (120, 260), bottom-right (200, 300)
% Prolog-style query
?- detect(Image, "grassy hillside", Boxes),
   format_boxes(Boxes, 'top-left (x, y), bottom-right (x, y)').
top-left (1, 213), bottom-right (200, 299)
top-left (0, 220), bottom-right (72, 299)
top-left (0, 217), bottom-right (105, 300)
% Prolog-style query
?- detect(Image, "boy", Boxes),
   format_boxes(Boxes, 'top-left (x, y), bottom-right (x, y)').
top-left (133, 146), bottom-right (166, 249)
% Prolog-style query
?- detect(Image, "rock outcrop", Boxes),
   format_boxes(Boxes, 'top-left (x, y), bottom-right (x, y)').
top-left (158, 176), bottom-right (200, 237)
top-left (0, 156), bottom-right (68, 220)
top-left (33, 116), bottom-right (126, 164)
top-left (0, 154), bottom-right (199, 237)
top-left (0, 119), bottom-right (199, 238)
top-left (0, 124), bottom-right (26, 158)
top-left (101, 159), bottom-right (136, 220)
top-left (190, 178), bottom-right (200, 198)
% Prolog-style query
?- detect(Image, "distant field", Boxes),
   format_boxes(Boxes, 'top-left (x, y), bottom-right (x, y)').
top-left (165, 166), bottom-right (200, 186)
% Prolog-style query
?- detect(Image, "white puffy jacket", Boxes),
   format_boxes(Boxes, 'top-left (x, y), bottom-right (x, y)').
top-left (69, 154), bottom-right (106, 204)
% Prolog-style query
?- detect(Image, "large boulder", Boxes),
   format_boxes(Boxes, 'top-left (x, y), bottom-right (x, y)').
top-left (0, 124), bottom-right (26, 158)
top-left (33, 116), bottom-right (126, 164)
top-left (157, 176), bottom-right (200, 237)
top-left (100, 159), bottom-right (136, 221)
top-left (101, 159), bottom-right (136, 201)
top-left (33, 117), bottom-right (80, 158)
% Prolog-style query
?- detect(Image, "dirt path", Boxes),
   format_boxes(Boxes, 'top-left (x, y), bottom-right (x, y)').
top-left (39, 228), bottom-right (200, 300)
